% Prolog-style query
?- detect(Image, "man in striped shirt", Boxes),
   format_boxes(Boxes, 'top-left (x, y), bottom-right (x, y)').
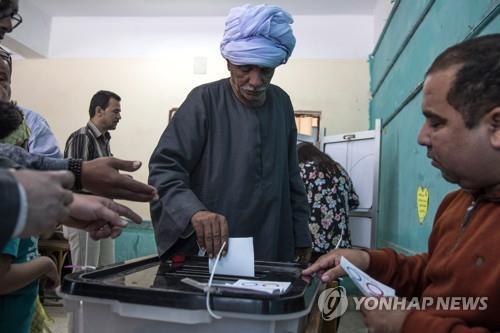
top-left (64, 90), bottom-right (122, 270)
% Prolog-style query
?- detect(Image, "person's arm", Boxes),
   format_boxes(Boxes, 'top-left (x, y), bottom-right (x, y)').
top-left (366, 248), bottom-right (429, 297)
top-left (149, 88), bottom-right (211, 256)
top-left (298, 162), bottom-right (311, 188)
top-left (366, 191), bottom-right (460, 297)
top-left (0, 169), bottom-right (23, 250)
top-left (360, 300), bottom-right (493, 333)
top-left (402, 311), bottom-right (493, 333)
top-left (0, 143), bottom-right (68, 170)
top-left (0, 143), bottom-right (157, 202)
top-left (0, 255), bottom-right (58, 294)
top-left (13, 169), bottom-right (74, 238)
top-left (338, 164), bottom-right (359, 210)
top-left (22, 109), bottom-right (63, 158)
top-left (287, 104), bottom-right (312, 253)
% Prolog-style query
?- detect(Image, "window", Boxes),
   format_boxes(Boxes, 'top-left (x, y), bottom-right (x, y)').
top-left (295, 111), bottom-right (321, 143)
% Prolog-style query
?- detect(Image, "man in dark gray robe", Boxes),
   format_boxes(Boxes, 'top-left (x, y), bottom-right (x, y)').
top-left (149, 4), bottom-right (311, 262)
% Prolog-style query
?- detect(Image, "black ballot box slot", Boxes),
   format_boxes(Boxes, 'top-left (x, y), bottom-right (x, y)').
top-left (61, 255), bottom-right (319, 316)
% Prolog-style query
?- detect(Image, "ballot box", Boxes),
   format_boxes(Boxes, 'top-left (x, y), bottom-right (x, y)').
top-left (59, 255), bottom-right (320, 333)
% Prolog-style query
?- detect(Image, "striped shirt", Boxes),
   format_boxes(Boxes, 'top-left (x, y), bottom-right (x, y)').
top-left (64, 121), bottom-right (112, 160)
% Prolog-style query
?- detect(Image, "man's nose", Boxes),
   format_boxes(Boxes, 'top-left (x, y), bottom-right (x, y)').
top-left (248, 69), bottom-right (264, 87)
top-left (0, 17), bottom-right (13, 33)
top-left (417, 123), bottom-right (430, 146)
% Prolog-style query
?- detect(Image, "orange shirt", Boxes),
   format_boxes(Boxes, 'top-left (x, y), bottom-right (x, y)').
top-left (367, 190), bottom-right (500, 333)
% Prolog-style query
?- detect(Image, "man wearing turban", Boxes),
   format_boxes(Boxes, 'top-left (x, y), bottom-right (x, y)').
top-left (149, 4), bottom-right (311, 262)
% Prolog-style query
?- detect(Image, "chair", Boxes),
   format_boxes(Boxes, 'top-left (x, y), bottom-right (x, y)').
top-left (38, 234), bottom-right (70, 304)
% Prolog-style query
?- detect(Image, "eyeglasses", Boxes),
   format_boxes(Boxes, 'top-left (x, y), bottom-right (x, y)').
top-left (0, 9), bottom-right (22, 31)
top-left (10, 12), bottom-right (22, 30)
top-left (0, 46), bottom-right (12, 74)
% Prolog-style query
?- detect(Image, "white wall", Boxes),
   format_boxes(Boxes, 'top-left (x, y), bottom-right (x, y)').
top-left (48, 15), bottom-right (374, 59)
top-left (9, 11), bottom-right (374, 219)
top-left (11, 57), bottom-right (369, 218)
top-left (373, 0), bottom-right (394, 44)
top-left (6, 0), bottom-right (51, 57)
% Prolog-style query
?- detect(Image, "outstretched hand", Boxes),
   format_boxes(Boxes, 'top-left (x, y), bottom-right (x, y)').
top-left (13, 169), bottom-right (74, 238)
top-left (81, 157), bottom-right (158, 202)
top-left (63, 194), bottom-right (143, 240)
top-left (302, 249), bottom-right (370, 282)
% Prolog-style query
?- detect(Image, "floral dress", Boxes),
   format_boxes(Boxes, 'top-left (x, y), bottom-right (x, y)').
top-left (299, 161), bottom-right (359, 254)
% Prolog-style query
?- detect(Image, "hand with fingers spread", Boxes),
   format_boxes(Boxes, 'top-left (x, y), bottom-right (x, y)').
top-left (81, 157), bottom-right (158, 202)
top-left (191, 211), bottom-right (229, 258)
top-left (12, 169), bottom-right (75, 238)
top-left (302, 248), bottom-right (370, 282)
top-left (62, 194), bottom-right (143, 240)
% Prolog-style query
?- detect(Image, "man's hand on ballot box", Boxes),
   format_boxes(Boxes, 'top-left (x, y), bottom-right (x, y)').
top-left (191, 210), bottom-right (229, 258)
top-left (302, 249), bottom-right (370, 282)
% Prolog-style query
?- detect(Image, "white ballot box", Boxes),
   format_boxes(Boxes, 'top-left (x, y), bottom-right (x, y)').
top-left (58, 256), bottom-right (320, 333)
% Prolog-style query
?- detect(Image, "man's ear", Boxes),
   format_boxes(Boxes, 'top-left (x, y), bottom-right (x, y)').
top-left (95, 106), bottom-right (103, 116)
top-left (226, 60), bottom-right (231, 71)
top-left (488, 107), bottom-right (500, 149)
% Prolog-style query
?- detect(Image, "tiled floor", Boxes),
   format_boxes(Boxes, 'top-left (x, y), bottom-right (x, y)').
top-left (46, 305), bottom-right (366, 333)
top-left (338, 310), bottom-right (367, 333)
top-left (46, 305), bottom-right (69, 333)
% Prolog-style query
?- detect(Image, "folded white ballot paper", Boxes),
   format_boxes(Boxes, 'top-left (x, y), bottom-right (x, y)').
top-left (209, 237), bottom-right (255, 277)
top-left (230, 279), bottom-right (291, 295)
top-left (340, 256), bottom-right (395, 297)
top-left (181, 277), bottom-right (291, 295)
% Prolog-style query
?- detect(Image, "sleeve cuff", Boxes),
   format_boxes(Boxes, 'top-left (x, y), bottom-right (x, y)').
top-left (12, 182), bottom-right (28, 237)
top-left (294, 224), bottom-right (312, 248)
top-left (366, 249), bottom-right (392, 278)
top-left (180, 221), bottom-right (195, 239)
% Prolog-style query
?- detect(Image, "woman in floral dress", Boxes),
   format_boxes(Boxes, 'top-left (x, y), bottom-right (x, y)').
top-left (297, 142), bottom-right (359, 262)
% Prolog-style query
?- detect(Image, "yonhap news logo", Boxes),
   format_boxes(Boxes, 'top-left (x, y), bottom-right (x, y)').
top-left (317, 286), bottom-right (489, 321)
top-left (317, 286), bottom-right (348, 321)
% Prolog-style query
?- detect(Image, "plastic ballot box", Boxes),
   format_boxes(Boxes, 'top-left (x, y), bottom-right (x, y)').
top-left (59, 256), bottom-right (320, 333)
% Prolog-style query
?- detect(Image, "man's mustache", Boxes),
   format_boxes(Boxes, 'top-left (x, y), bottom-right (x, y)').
top-left (241, 85), bottom-right (267, 93)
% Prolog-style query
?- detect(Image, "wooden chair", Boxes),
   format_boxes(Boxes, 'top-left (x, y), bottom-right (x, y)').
top-left (38, 236), bottom-right (70, 304)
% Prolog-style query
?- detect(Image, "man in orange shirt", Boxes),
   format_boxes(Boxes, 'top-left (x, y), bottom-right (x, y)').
top-left (303, 34), bottom-right (500, 333)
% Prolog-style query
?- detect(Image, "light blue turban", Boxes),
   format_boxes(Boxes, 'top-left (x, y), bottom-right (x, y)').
top-left (220, 4), bottom-right (296, 68)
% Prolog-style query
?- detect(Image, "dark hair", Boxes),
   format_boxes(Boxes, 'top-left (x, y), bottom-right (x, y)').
top-left (89, 90), bottom-right (121, 118)
top-left (0, 0), bottom-right (15, 13)
top-left (426, 34), bottom-right (500, 128)
top-left (0, 100), bottom-right (22, 139)
top-left (297, 142), bottom-right (339, 176)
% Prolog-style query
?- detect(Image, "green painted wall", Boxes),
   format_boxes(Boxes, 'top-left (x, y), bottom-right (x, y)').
top-left (115, 221), bottom-right (157, 262)
top-left (370, 0), bottom-right (500, 253)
